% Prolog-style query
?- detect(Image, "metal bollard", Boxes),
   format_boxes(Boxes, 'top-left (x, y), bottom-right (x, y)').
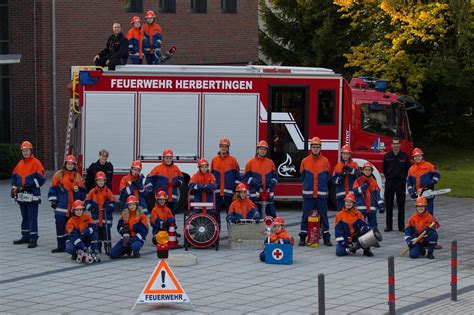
top-left (451, 240), bottom-right (458, 301)
top-left (318, 273), bottom-right (325, 315)
top-left (388, 256), bottom-right (395, 315)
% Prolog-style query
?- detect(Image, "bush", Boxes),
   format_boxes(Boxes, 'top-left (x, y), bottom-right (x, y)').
top-left (0, 144), bottom-right (21, 180)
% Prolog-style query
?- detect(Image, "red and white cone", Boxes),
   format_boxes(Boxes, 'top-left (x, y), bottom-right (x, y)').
top-left (168, 222), bottom-right (179, 249)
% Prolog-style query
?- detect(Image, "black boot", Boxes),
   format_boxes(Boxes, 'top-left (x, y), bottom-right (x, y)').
top-left (13, 239), bottom-right (29, 245)
top-left (27, 240), bottom-right (37, 248)
top-left (298, 236), bottom-right (306, 246)
top-left (420, 248), bottom-right (426, 257)
top-left (427, 252), bottom-right (435, 259)
top-left (323, 239), bottom-right (333, 247)
top-left (51, 247), bottom-right (65, 253)
top-left (363, 248), bottom-right (374, 257)
top-left (71, 252), bottom-right (78, 260)
top-left (132, 252), bottom-right (141, 258)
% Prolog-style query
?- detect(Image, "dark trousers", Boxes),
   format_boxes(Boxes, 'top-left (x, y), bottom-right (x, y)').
top-left (95, 56), bottom-right (125, 70)
top-left (19, 202), bottom-right (39, 241)
top-left (384, 179), bottom-right (406, 229)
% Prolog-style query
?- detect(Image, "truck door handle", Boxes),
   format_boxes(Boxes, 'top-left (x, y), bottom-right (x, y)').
top-left (355, 146), bottom-right (368, 150)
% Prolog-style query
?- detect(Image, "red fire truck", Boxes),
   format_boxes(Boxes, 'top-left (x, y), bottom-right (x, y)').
top-left (68, 65), bottom-right (419, 206)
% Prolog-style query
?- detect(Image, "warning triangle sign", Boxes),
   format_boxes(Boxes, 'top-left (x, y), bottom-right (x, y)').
top-left (135, 259), bottom-right (190, 305)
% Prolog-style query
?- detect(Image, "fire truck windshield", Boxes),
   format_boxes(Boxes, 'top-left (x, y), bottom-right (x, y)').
top-left (361, 103), bottom-right (402, 137)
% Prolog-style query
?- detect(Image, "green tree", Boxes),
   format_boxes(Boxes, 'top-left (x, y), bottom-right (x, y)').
top-left (335, 0), bottom-right (474, 146)
top-left (259, 0), bottom-right (352, 74)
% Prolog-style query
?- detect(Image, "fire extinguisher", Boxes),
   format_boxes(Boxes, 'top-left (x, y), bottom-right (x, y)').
top-left (307, 210), bottom-right (320, 247)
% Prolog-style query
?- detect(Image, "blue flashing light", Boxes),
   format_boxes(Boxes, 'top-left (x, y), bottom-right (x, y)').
top-left (79, 71), bottom-right (100, 85)
top-left (375, 80), bottom-right (388, 92)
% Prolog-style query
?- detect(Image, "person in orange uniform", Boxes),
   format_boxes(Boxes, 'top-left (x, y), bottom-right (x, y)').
top-left (226, 183), bottom-right (261, 223)
top-left (119, 160), bottom-right (147, 212)
top-left (407, 148), bottom-right (440, 215)
top-left (48, 155), bottom-right (86, 253)
top-left (211, 137), bottom-right (241, 215)
top-left (332, 145), bottom-right (360, 211)
top-left (127, 16), bottom-right (144, 64)
top-left (150, 191), bottom-right (175, 245)
top-left (142, 10), bottom-right (163, 64)
top-left (109, 196), bottom-right (148, 259)
top-left (259, 217), bottom-right (294, 262)
top-left (145, 148), bottom-right (184, 215)
top-left (243, 140), bottom-right (278, 217)
top-left (353, 162), bottom-right (385, 229)
top-left (299, 137), bottom-right (332, 247)
top-left (84, 171), bottom-right (115, 254)
top-left (189, 159), bottom-right (217, 214)
top-left (334, 192), bottom-right (373, 257)
top-left (11, 141), bottom-right (46, 248)
top-left (405, 197), bottom-right (440, 259)
top-left (66, 200), bottom-right (99, 262)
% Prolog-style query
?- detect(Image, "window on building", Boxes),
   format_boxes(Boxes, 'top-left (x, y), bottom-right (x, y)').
top-left (222, 0), bottom-right (237, 13)
top-left (317, 90), bottom-right (335, 125)
top-left (159, 0), bottom-right (176, 13)
top-left (125, 0), bottom-right (143, 13)
top-left (191, 0), bottom-right (207, 13)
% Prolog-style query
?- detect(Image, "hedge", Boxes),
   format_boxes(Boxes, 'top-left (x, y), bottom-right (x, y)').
top-left (0, 144), bottom-right (21, 180)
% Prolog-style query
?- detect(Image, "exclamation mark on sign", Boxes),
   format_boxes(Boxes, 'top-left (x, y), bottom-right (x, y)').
top-left (161, 270), bottom-right (166, 288)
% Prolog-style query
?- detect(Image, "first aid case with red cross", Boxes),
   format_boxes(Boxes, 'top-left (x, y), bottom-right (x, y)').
top-left (264, 243), bottom-right (293, 265)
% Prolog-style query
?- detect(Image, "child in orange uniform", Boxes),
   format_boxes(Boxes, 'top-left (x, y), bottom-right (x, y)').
top-left (259, 217), bottom-right (294, 262)
top-left (66, 200), bottom-right (99, 262)
top-left (150, 191), bottom-right (175, 245)
top-left (226, 183), bottom-right (261, 223)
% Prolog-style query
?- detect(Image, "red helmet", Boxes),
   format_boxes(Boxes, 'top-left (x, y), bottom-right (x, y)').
top-left (20, 141), bottom-right (33, 150)
top-left (412, 147), bottom-right (424, 157)
top-left (256, 140), bottom-right (269, 149)
top-left (144, 10), bottom-right (156, 18)
top-left (162, 149), bottom-right (174, 157)
top-left (126, 195), bottom-right (138, 205)
top-left (131, 160), bottom-right (142, 171)
top-left (273, 217), bottom-right (285, 225)
top-left (72, 200), bottom-right (84, 209)
top-left (415, 196), bottom-right (428, 206)
top-left (341, 145), bottom-right (352, 153)
top-left (197, 159), bottom-right (209, 167)
top-left (65, 155), bottom-right (77, 164)
top-left (95, 171), bottom-right (106, 181)
top-left (236, 183), bottom-right (248, 192)
top-left (344, 192), bottom-right (356, 203)
top-left (219, 137), bottom-right (231, 146)
top-left (156, 191), bottom-right (168, 200)
top-left (310, 137), bottom-right (321, 145)
top-left (362, 161), bottom-right (373, 170)
top-left (130, 15), bottom-right (141, 24)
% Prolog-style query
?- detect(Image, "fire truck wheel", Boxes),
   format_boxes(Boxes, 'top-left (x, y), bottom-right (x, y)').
top-left (175, 175), bottom-right (190, 214)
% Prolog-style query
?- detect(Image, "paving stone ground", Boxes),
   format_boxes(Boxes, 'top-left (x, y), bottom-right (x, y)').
top-left (0, 177), bottom-right (473, 314)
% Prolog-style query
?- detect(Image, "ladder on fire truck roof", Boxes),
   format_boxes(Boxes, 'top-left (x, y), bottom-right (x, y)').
top-left (111, 64), bottom-right (338, 76)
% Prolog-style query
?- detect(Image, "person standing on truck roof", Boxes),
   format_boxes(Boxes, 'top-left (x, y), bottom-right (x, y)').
top-left (145, 149), bottom-right (184, 215)
top-left (85, 149), bottom-right (114, 192)
top-left (126, 16), bottom-right (145, 64)
top-left (299, 137), bottom-right (332, 247)
top-left (383, 138), bottom-right (411, 232)
top-left (243, 140), bottom-right (278, 218)
top-left (10, 141), bottom-right (46, 249)
top-left (332, 145), bottom-right (360, 211)
top-left (210, 137), bottom-right (241, 216)
top-left (142, 10), bottom-right (163, 65)
top-left (93, 22), bottom-right (129, 70)
top-left (48, 155), bottom-right (87, 253)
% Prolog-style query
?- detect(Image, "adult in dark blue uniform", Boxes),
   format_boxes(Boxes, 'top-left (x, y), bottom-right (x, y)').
top-left (93, 22), bottom-right (129, 70)
top-left (382, 138), bottom-right (411, 232)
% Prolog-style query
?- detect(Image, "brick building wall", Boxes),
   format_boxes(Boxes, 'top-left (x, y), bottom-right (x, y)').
top-left (9, 0), bottom-right (258, 169)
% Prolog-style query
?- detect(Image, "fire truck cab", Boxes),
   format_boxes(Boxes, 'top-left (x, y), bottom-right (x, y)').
top-left (69, 65), bottom-right (416, 206)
